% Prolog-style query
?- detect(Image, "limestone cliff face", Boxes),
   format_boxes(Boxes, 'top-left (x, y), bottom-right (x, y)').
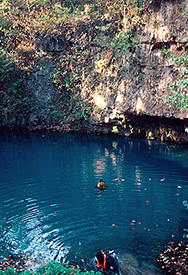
top-left (25, 0), bottom-right (188, 142)
top-left (119, 0), bottom-right (188, 119)
top-left (80, 0), bottom-right (188, 118)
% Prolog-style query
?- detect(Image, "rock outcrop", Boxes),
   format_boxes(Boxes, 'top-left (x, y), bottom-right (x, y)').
top-left (1, 0), bottom-right (188, 143)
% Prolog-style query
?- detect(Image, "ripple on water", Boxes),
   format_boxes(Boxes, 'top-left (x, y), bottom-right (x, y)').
top-left (1, 130), bottom-right (188, 274)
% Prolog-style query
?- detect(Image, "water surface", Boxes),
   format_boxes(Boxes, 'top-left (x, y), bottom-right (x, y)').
top-left (0, 129), bottom-right (188, 274)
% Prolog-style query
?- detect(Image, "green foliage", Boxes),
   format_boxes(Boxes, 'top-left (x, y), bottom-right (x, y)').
top-left (169, 51), bottom-right (188, 111)
top-left (0, 46), bottom-right (37, 123)
top-left (159, 49), bottom-right (188, 113)
top-left (3, 268), bottom-right (16, 275)
top-left (160, 50), bottom-right (188, 112)
top-left (183, 201), bottom-right (188, 238)
top-left (183, 200), bottom-right (188, 209)
top-left (112, 30), bottom-right (136, 56)
top-left (112, 126), bottom-right (119, 134)
top-left (159, 12), bottom-right (188, 113)
top-left (125, 0), bottom-right (149, 7)
top-left (161, 48), bottom-right (172, 57)
top-left (0, 261), bottom-right (101, 275)
top-left (36, 261), bottom-right (69, 275)
top-left (183, 228), bottom-right (188, 239)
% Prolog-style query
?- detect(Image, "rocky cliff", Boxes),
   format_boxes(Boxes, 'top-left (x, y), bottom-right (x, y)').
top-left (1, 0), bottom-right (188, 142)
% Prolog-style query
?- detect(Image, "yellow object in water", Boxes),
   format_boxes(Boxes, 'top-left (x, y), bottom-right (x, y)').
top-left (96, 180), bottom-right (107, 189)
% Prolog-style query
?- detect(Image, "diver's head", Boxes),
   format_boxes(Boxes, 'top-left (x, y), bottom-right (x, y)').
top-left (95, 251), bottom-right (104, 264)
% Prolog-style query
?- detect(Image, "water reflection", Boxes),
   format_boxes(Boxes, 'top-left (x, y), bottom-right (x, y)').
top-left (134, 166), bottom-right (142, 193)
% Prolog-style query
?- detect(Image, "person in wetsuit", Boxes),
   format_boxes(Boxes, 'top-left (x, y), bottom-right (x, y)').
top-left (95, 250), bottom-right (119, 275)
top-left (95, 180), bottom-right (108, 190)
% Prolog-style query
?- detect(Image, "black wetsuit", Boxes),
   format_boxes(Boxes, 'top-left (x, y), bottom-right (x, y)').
top-left (96, 252), bottom-right (119, 275)
top-left (105, 254), bottom-right (119, 275)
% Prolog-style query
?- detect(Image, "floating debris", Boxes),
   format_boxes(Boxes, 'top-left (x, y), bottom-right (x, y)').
top-left (0, 253), bottom-right (27, 273)
top-left (156, 241), bottom-right (188, 274)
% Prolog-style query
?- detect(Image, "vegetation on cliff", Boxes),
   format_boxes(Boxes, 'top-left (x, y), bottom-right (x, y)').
top-left (0, 0), bottom-right (187, 142)
top-left (0, 0), bottom-right (155, 127)
top-left (159, 12), bottom-right (188, 113)
top-left (164, 45), bottom-right (188, 112)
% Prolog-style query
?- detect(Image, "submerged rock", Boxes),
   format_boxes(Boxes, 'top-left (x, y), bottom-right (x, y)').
top-left (119, 253), bottom-right (161, 275)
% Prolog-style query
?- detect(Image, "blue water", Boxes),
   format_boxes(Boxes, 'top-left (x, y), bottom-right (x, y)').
top-left (0, 129), bottom-right (188, 274)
